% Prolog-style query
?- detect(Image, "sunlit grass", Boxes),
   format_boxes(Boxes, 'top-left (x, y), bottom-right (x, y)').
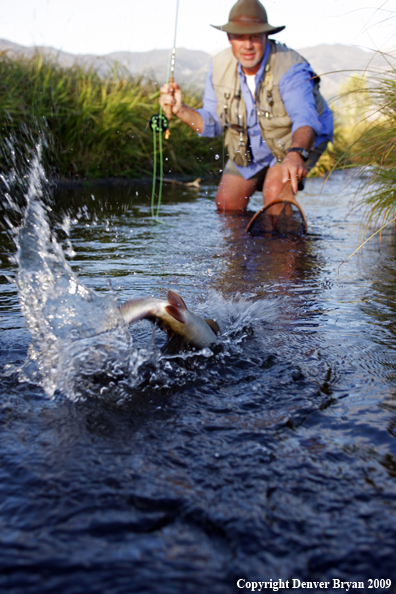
top-left (0, 51), bottom-right (223, 179)
top-left (311, 68), bottom-right (396, 228)
top-left (349, 74), bottom-right (396, 226)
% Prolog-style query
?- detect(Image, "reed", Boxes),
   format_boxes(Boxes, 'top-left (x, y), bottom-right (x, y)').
top-left (310, 68), bottom-right (396, 227)
top-left (0, 51), bottom-right (223, 179)
top-left (308, 75), bottom-right (373, 178)
top-left (347, 73), bottom-right (396, 226)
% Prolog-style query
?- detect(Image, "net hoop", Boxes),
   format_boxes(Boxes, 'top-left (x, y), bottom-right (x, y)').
top-left (246, 194), bottom-right (307, 234)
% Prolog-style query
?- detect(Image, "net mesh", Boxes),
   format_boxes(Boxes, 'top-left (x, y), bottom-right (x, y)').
top-left (246, 200), bottom-right (307, 236)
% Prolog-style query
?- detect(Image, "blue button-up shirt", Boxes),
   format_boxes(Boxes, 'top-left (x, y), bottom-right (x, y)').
top-left (197, 44), bottom-right (333, 179)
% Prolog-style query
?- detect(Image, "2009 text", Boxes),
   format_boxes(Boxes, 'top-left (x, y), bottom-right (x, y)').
top-left (368, 580), bottom-right (391, 589)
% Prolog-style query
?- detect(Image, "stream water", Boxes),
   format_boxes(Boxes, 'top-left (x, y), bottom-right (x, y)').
top-left (1, 156), bottom-right (396, 594)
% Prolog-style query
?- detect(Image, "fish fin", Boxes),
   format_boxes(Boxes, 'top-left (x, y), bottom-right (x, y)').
top-left (205, 318), bottom-right (220, 335)
top-left (167, 290), bottom-right (187, 309)
top-left (165, 305), bottom-right (185, 324)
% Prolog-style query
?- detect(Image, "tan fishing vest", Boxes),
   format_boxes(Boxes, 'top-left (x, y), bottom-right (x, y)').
top-left (212, 40), bottom-right (326, 166)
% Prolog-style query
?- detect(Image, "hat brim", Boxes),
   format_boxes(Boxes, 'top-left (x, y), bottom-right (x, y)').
top-left (211, 23), bottom-right (285, 35)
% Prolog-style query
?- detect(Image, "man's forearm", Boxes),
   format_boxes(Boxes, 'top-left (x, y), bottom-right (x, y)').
top-left (174, 105), bottom-right (204, 134)
top-left (290, 126), bottom-right (315, 150)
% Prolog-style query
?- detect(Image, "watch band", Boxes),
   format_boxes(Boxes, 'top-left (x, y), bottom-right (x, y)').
top-left (287, 147), bottom-right (309, 161)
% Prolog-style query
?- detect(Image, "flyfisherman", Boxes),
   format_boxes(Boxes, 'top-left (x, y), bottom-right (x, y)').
top-left (159, 0), bottom-right (333, 213)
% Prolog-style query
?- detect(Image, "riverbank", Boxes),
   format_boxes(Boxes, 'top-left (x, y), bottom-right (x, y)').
top-left (50, 174), bottom-right (218, 189)
top-left (1, 50), bottom-right (395, 226)
top-left (0, 51), bottom-right (223, 180)
top-left (0, 50), bottom-right (351, 183)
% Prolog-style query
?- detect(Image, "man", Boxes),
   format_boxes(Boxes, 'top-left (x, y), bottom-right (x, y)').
top-left (159, 0), bottom-right (333, 213)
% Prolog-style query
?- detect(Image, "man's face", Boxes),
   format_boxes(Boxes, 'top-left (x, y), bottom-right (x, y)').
top-left (227, 33), bottom-right (267, 74)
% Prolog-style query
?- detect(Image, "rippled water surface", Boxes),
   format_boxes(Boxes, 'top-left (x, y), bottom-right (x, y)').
top-left (1, 168), bottom-right (396, 594)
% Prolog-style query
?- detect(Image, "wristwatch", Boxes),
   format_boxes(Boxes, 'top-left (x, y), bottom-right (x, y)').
top-left (287, 147), bottom-right (309, 161)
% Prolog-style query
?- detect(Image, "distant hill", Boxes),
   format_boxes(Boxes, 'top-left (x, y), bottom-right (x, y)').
top-left (297, 43), bottom-right (396, 100)
top-left (106, 48), bottom-right (212, 90)
top-left (1, 39), bottom-right (395, 101)
top-left (0, 39), bottom-right (212, 92)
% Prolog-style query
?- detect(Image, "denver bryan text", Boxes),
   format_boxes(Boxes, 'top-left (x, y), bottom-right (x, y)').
top-left (237, 579), bottom-right (366, 592)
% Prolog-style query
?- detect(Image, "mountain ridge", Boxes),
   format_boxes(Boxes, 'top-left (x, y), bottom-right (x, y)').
top-left (1, 39), bottom-right (394, 100)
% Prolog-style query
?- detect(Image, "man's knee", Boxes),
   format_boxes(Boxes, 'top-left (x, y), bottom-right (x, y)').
top-left (216, 174), bottom-right (254, 211)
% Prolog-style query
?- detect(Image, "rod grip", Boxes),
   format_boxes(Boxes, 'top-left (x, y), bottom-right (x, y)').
top-left (164, 76), bottom-right (174, 139)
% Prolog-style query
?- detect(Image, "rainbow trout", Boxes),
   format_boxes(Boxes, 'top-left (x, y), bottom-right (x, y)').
top-left (120, 290), bottom-right (219, 349)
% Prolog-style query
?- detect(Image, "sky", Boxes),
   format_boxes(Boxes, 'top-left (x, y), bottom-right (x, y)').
top-left (0, 0), bottom-right (395, 56)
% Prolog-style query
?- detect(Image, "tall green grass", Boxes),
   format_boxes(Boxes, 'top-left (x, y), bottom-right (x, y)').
top-left (0, 51), bottom-right (223, 179)
top-left (311, 69), bottom-right (396, 227)
top-left (308, 75), bottom-right (374, 178)
top-left (346, 73), bottom-right (396, 226)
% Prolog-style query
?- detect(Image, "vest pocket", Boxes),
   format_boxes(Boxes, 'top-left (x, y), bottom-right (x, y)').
top-left (271, 87), bottom-right (287, 117)
top-left (225, 128), bottom-right (252, 167)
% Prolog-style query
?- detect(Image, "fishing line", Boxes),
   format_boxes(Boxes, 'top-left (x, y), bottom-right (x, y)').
top-left (149, 0), bottom-right (180, 222)
top-left (149, 112), bottom-right (169, 223)
top-left (151, 122), bottom-right (157, 218)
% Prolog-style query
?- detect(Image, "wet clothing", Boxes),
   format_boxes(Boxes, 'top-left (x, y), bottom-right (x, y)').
top-left (197, 41), bottom-right (333, 180)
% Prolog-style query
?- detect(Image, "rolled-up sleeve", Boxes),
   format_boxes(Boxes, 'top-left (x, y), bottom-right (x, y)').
top-left (279, 63), bottom-right (324, 137)
top-left (196, 62), bottom-right (223, 138)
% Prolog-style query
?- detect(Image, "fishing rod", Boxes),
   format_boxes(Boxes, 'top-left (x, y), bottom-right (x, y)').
top-left (149, 0), bottom-right (180, 221)
top-left (149, 0), bottom-right (180, 139)
top-left (163, 0), bottom-right (180, 139)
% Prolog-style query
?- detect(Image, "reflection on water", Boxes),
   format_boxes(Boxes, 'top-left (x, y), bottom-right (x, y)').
top-left (214, 211), bottom-right (319, 298)
top-left (1, 166), bottom-right (396, 593)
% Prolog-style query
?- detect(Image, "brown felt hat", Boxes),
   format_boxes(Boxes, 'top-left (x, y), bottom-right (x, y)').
top-left (211, 0), bottom-right (285, 35)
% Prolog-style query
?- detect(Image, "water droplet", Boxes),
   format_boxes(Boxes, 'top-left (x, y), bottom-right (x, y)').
top-left (215, 154), bottom-right (220, 160)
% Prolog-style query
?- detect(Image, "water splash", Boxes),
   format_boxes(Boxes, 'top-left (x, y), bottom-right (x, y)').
top-left (205, 290), bottom-right (281, 343)
top-left (4, 144), bottom-right (283, 401)
top-left (12, 145), bottom-right (140, 400)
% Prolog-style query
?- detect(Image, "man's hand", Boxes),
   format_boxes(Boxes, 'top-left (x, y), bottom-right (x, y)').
top-left (159, 82), bottom-right (183, 116)
top-left (281, 151), bottom-right (308, 195)
top-left (281, 126), bottom-right (315, 194)
top-left (159, 82), bottom-right (204, 134)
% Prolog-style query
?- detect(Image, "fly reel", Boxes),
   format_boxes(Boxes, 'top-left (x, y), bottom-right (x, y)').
top-left (149, 114), bottom-right (169, 134)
